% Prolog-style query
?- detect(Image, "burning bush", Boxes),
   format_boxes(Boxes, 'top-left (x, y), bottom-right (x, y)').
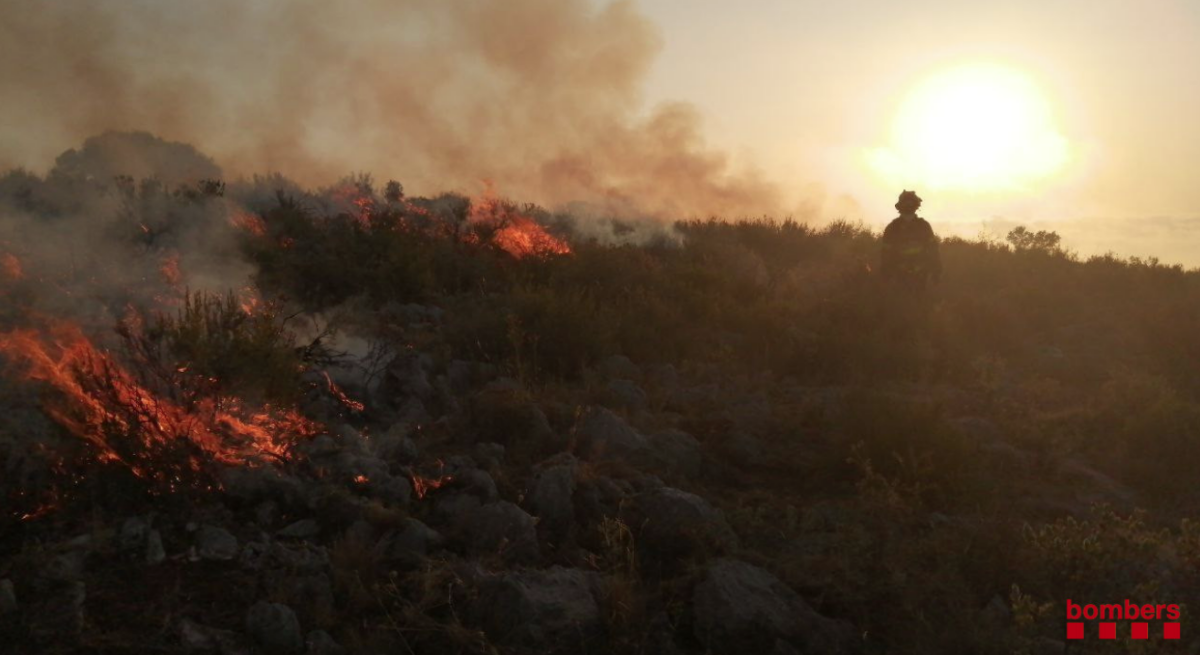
top-left (139, 290), bottom-right (303, 405)
top-left (0, 308), bottom-right (318, 517)
top-left (241, 187), bottom-right (571, 312)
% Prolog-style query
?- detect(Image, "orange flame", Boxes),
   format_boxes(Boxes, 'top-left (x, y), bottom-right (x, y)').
top-left (20, 503), bottom-right (56, 522)
top-left (237, 286), bottom-right (262, 315)
top-left (2, 252), bottom-right (23, 280)
top-left (0, 318), bottom-right (320, 482)
top-left (330, 184), bottom-right (376, 227)
top-left (410, 459), bottom-right (453, 499)
top-left (322, 371), bottom-right (365, 413)
top-left (470, 182), bottom-right (570, 258)
top-left (231, 210), bottom-right (268, 237)
top-left (160, 252), bottom-right (182, 287)
top-left (492, 214), bottom-right (572, 258)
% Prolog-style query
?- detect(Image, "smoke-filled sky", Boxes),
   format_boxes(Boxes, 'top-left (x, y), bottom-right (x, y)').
top-left (2, 0), bottom-right (1198, 264)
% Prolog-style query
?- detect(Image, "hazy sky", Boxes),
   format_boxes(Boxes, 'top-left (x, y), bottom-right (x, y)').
top-left (637, 0), bottom-right (1200, 263)
top-left (1, 0), bottom-right (1198, 264)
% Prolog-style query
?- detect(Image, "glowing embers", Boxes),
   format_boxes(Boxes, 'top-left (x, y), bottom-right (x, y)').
top-left (2, 251), bottom-right (22, 280)
top-left (410, 459), bottom-right (454, 500)
top-left (230, 210), bottom-right (268, 237)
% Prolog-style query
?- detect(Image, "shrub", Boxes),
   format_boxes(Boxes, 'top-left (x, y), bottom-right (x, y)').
top-left (1006, 226), bottom-right (1062, 253)
top-left (140, 290), bottom-right (302, 404)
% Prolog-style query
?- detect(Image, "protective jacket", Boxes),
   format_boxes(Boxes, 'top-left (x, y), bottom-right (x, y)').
top-left (881, 214), bottom-right (940, 285)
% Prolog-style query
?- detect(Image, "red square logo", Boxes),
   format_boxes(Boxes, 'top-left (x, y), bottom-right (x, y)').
top-left (1165, 622), bottom-right (1181, 639)
top-left (1099, 622), bottom-right (1116, 639)
top-left (1131, 622), bottom-right (1149, 639)
top-left (1067, 622), bottom-right (1084, 640)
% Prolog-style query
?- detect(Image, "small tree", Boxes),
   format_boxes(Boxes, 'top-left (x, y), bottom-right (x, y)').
top-left (1006, 226), bottom-right (1062, 253)
top-left (384, 180), bottom-right (404, 204)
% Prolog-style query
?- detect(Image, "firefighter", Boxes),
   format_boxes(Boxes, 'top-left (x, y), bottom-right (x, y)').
top-left (880, 190), bottom-right (941, 289)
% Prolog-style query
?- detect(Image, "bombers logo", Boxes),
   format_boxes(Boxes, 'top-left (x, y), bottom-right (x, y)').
top-left (1066, 600), bottom-right (1181, 640)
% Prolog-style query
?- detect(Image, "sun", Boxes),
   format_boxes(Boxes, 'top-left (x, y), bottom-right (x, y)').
top-left (868, 63), bottom-right (1070, 192)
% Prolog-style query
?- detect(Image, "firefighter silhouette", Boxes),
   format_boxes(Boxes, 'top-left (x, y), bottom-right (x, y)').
top-left (880, 190), bottom-right (940, 289)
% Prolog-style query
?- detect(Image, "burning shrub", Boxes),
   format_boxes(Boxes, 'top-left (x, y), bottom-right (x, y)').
top-left (467, 194), bottom-right (571, 259)
top-left (0, 312), bottom-right (319, 516)
top-left (139, 290), bottom-right (303, 405)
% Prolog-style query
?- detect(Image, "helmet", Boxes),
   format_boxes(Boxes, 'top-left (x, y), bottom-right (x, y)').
top-left (895, 190), bottom-right (922, 212)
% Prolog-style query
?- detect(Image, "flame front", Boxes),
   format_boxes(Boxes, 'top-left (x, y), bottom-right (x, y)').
top-left (0, 317), bottom-right (320, 485)
top-left (471, 183), bottom-right (571, 258)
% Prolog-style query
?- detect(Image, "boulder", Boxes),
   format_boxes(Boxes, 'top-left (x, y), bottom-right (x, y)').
top-left (470, 381), bottom-right (558, 450)
top-left (146, 529), bottom-right (166, 565)
top-left (473, 442), bottom-right (506, 470)
top-left (45, 548), bottom-right (87, 582)
top-left (693, 559), bottom-right (856, 654)
top-left (0, 579), bottom-right (16, 614)
top-left (619, 487), bottom-right (737, 564)
top-left (526, 456), bottom-right (578, 540)
top-left (375, 518), bottom-right (444, 568)
top-left (385, 354), bottom-right (434, 401)
top-left (243, 540), bottom-right (330, 573)
top-left (305, 630), bottom-right (345, 655)
top-left (472, 567), bottom-right (603, 654)
top-left (394, 397), bottom-right (432, 425)
top-left (980, 594), bottom-right (1011, 627)
top-left (665, 383), bottom-right (721, 412)
top-left (433, 493), bottom-right (483, 524)
top-left (374, 424), bottom-right (419, 464)
top-left (644, 363), bottom-right (679, 392)
top-left (574, 407), bottom-right (648, 461)
top-left (245, 601), bottom-right (304, 655)
top-left (375, 474), bottom-right (414, 508)
top-left (646, 430), bottom-right (703, 479)
top-left (277, 519), bottom-right (321, 540)
top-left (263, 571), bottom-right (334, 628)
top-left (604, 379), bottom-right (648, 411)
top-left (179, 618), bottom-right (253, 654)
top-left (327, 452), bottom-right (391, 486)
top-left (444, 359), bottom-right (475, 394)
top-left (575, 475), bottom-right (631, 522)
top-left (596, 355), bottom-right (640, 380)
top-left (219, 466), bottom-right (305, 508)
top-left (453, 467), bottom-right (500, 502)
top-left (196, 525), bottom-right (239, 561)
top-left (460, 501), bottom-right (539, 564)
top-left (118, 516), bottom-right (150, 552)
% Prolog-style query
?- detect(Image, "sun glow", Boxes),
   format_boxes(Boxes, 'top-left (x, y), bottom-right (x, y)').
top-left (868, 64), bottom-right (1070, 191)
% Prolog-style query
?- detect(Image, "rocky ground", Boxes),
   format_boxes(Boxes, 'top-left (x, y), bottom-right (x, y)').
top-left (0, 323), bottom-right (1141, 654)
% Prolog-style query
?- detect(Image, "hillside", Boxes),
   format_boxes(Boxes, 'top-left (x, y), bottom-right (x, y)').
top-left (2, 145), bottom-right (1200, 654)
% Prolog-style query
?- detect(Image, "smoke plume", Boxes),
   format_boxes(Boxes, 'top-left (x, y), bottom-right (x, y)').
top-left (0, 0), bottom-right (781, 219)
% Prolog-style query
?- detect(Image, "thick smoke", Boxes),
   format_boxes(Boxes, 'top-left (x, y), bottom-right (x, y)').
top-left (0, 0), bottom-right (782, 219)
top-left (0, 133), bottom-right (251, 332)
